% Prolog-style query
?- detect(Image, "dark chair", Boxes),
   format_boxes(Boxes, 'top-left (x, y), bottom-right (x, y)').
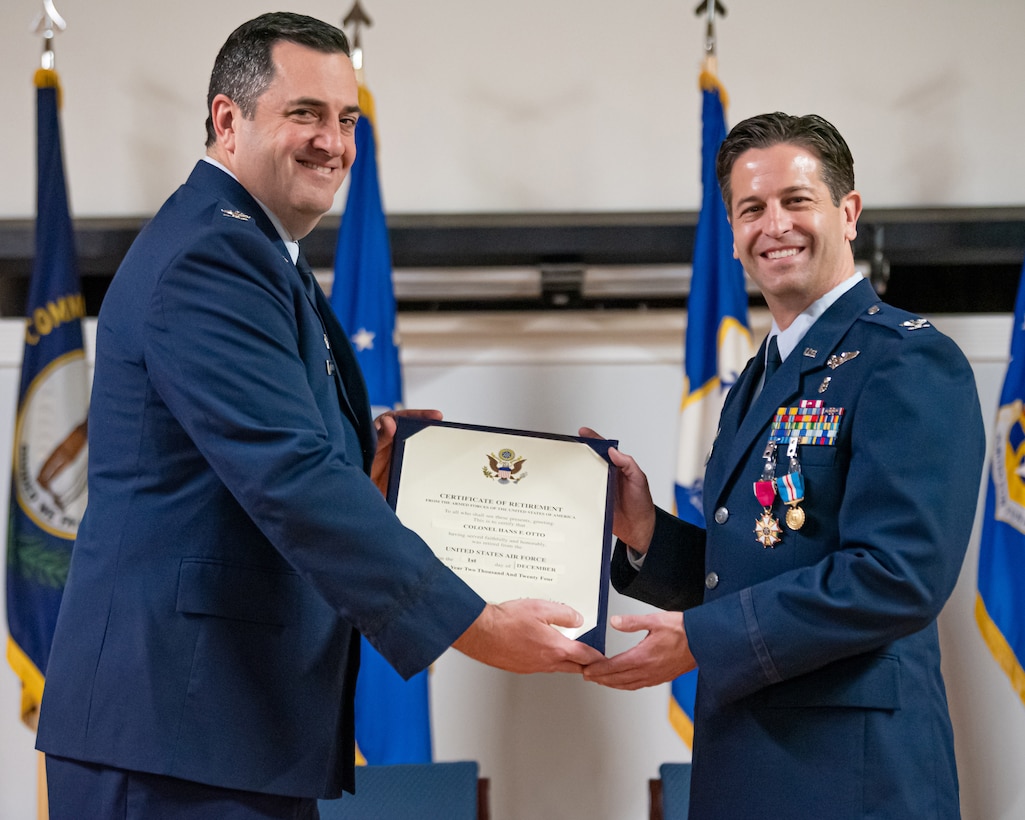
top-left (648, 762), bottom-right (692, 820)
top-left (318, 761), bottom-right (489, 820)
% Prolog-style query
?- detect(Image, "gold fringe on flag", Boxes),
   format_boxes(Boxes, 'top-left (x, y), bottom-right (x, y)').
top-left (34, 67), bottom-right (62, 108)
top-left (698, 68), bottom-right (729, 110)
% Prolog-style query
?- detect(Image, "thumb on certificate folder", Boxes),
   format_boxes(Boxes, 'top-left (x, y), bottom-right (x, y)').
top-left (542, 601), bottom-right (584, 629)
top-left (453, 599), bottom-right (603, 674)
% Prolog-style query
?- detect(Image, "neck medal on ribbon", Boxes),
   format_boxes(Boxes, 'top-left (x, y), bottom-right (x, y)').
top-left (766, 399), bottom-right (845, 534)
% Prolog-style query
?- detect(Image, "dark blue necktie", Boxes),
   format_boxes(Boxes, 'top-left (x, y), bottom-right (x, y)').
top-left (764, 335), bottom-right (782, 383)
top-left (296, 252), bottom-right (317, 301)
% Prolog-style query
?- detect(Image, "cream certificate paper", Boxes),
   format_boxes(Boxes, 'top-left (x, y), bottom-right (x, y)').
top-left (389, 420), bottom-right (614, 648)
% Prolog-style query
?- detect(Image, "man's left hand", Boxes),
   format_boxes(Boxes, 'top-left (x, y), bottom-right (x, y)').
top-left (582, 612), bottom-right (696, 690)
top-left (371, 409), bottom-right (443, 495)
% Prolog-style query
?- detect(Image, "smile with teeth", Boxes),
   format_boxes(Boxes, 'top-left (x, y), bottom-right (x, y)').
top-left (764, 248), bottom-right (800, 259)
top-left (299, 160), bottom-right (333, 175)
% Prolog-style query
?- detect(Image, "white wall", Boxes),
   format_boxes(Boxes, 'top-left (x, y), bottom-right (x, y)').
top-left (3, 311), bottom-right (1025, 819)
top-left (2, 0), bottom-right (1025, 218)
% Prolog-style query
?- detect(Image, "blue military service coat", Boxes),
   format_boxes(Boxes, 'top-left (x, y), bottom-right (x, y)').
top-left (37, 161), bottom-right (484, 798)
top-left (613, 278), bottom-right (984, 819)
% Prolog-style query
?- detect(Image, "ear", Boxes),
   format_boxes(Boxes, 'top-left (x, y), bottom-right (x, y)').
top-left (209, 94), bottom-right (240, 153)
top-left (841, 190), bottom-right (862, 242)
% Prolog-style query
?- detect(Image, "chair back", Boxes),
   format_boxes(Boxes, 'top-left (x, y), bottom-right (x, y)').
top-left (318, 761), bottom-right (483, 820)
top-left (657, 762), bottom-right (692, 820)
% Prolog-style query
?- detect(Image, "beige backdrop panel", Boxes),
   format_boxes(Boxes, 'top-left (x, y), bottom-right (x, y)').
top-left (2, 312), bottom-right (1025, 819)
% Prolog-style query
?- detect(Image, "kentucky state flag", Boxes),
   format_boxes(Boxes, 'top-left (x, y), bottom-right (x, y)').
top-left (331, 85), bottom-right (431, 764)
top-left (6, 68), bottom-right (89, 723)
top-left (976, 258), bottom-right (1025, 707)
top-left (670, 70), bottom-right (752, 747)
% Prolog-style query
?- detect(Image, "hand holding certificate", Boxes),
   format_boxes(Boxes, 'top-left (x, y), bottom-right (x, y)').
top-left (387, 418), bottom-right (616, 652)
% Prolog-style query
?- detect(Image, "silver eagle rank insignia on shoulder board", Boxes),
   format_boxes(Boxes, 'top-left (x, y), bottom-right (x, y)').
top-left (220, 209), bottom-right (252, 221)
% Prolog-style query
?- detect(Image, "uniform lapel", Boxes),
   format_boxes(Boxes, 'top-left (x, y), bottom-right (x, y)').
top-left (187, 164), bottom-right (377, 472)
top-left (313, 286), bottom-right (376, 471)
top-left (293, 255), bottom-right (376, 474)
top-left (704, 279), bottom-right (880, 507)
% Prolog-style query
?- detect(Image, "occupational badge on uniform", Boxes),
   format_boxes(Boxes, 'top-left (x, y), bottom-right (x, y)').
top-left (826, 350), bottom-right (860, 369)
top-left (220, 208), bottom-right (252, 221)
top-left (484, 448), bottom-right (527, 483)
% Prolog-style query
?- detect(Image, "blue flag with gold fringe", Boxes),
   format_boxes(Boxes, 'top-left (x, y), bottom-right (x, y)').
top-left (6, 68), bottom-right (89, 723)
top-left (670, 71), bottom-right (752, 747)
top-left (331, 94), bottom-right (402, 418)
top-left (331, 87), bottom-right (432, 765)
top-left (976, 258), bottom-right (1025, 707)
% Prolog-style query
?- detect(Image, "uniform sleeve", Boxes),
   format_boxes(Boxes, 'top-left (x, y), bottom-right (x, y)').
top-left (684, 331), bottom-right (985, 705)
top-left (610, 507), bottom-right (707, 611)
top-left (145, 227), bottom-right (483, 677)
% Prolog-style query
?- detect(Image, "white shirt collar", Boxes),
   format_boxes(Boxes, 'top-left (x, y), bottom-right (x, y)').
top-left (769, 273), bottom-right (863, 363)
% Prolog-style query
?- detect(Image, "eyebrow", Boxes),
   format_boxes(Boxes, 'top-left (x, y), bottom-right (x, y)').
top-left (288, 97), bottom-right (362, 116)
top-left (735, 184), bottom-right (817, 208)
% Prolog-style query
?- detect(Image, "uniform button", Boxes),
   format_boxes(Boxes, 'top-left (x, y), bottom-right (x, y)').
top-left (705, 572), bottom-right (719, 590)
top-left (714, 507), bottom-right (729, 524)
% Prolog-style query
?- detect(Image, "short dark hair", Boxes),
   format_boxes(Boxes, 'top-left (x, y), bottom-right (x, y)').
top-left (204, 12), bottom-right (351, 147)
top-left (716, 112), bottom-right (855, 213)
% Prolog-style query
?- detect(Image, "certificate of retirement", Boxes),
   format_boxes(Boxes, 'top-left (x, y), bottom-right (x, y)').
top-left (387, 418), bottom-right (616, 652)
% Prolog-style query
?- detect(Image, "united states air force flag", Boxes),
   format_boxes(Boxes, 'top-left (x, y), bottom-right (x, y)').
top-left (331, 85), bottom-right (432, 765)
top-left (670, 71), bottom-right (752, 747)
top-left (976, 258), bottom-right (1025, 707)
top-left (6, 68), bottom-right (89, 723)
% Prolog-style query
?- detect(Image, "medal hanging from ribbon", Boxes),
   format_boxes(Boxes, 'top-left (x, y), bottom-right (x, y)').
top-left (753, 442), bottom-right (782, 547)
top-left (765, 399), bottom-right (846, 533)
top-left (777, 437), bottom-right (806, 531)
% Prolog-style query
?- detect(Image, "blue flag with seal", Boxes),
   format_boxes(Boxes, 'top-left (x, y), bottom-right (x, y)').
top-left (6, 67), bottom-right (89, 724)
top-left (330, 84), bottom-right (431, 765)
top-left (976, 258), bottom-right (1025, 707)
top-left (670, 69), bottom-right (752, 747)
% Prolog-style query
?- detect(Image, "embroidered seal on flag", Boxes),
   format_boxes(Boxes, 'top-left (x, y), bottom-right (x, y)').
top-left (992, 398), bottom-right (1025, 534)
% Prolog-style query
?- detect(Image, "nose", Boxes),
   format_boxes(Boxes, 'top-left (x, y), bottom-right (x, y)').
top-left (763, 201), bottom-right (792, 236)
top-left (311, 119), bottom-right (345, 159)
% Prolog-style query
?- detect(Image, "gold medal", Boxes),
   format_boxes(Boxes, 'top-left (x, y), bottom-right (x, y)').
top-left (785, 504), bottom-right (805, 531)
top-left (754, 511), bottom-right (782, 548)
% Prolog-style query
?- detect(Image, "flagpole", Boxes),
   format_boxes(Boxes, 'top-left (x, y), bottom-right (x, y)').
top-left (32, 0), bottom-right (66, 71)
top-left (22, 5), bottom-right (71, 819)
top-left (670, 0), bottom-right (749, 751)
top-left (332, 3), bottom-right (432, 768)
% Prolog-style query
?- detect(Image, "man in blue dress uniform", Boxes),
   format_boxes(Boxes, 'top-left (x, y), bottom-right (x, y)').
top-left (584, 112), bottom-right (984, 819)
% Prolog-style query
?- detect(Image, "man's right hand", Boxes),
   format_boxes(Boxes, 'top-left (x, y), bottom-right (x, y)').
top-left (452, 599), bottom-right (605, 673)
